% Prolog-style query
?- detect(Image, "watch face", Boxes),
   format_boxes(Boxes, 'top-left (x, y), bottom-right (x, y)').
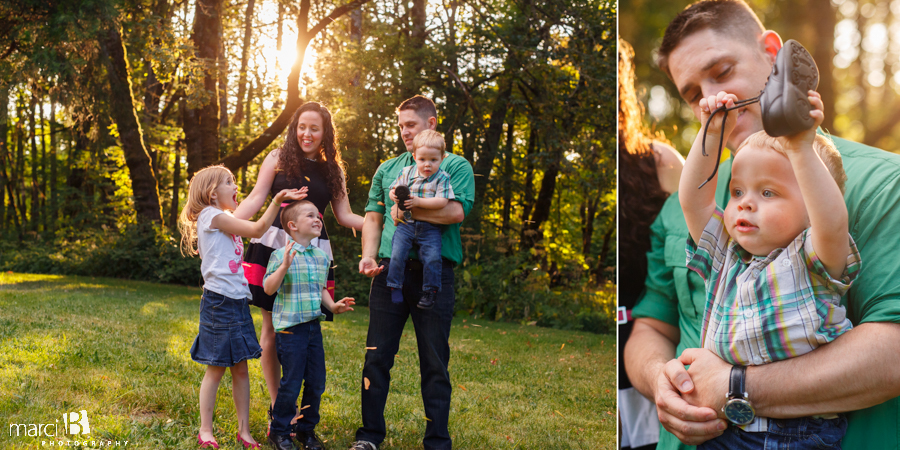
top-left (723, 399), bottom-right (755, 425)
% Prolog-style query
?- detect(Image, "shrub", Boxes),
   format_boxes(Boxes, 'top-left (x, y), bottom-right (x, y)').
top-left (0, 224), bottom-right (202, 286)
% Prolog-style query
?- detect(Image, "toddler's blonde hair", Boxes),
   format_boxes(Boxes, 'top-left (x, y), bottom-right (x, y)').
top-left (736, 131), bottom-right (847, 195)
top-left (178, 165), bottom-right (235, 256)
top-left (412, 129), bottom-right (446, 156)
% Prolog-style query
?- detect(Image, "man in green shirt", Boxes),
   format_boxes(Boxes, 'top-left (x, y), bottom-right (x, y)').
top-left (623, 1), bottom-right (900, 449)
top-left (350, 95), bottom-right (475, 450)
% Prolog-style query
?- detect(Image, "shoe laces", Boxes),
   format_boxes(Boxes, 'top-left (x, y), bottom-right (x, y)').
top-left (698, 94), bottom-right (761, 189)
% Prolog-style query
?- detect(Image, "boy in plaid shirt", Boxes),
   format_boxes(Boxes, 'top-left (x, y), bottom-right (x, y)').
top-left (263, 200), bottom-right (356, 450)
top-left (387, 129), bottom-right (455, 309)
top-left (679, 91), bottom-right (860, 448)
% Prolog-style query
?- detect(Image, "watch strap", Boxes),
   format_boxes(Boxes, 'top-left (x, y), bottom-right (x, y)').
top-left (727, 365), bottom-right (747, 399)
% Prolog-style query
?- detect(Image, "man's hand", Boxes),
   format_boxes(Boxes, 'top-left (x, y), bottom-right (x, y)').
top-left (332, 297), bottom-right (356, 314)
top-left (655, 358), bottom-right (726, 445)
top-left (678, 348), bottom-right (732, 415)
top-left (358, 256), bottom-right (384, 278)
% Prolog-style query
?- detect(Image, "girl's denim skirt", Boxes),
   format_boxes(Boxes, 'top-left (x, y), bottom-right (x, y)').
top-left (190, 289), bottom-right (262, 367)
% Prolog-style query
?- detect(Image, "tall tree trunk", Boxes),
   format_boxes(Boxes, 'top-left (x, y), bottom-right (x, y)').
top-left (49, 98), bottom-right (57, 231)
top-left (171, 139), bottom-right (182, 228)
top-left (594, 226), bottom-right (614, 282)
top-left (143, 59), bottom-right (164, 177)
top-left (232, 0), bottom-right (255, 125)
top-left (190, 0), bottom-right (223, 167)
top-left (400, 0), bottom-right (426, 99)
top-left (0, 83), bottom-right (7, 231)
top-left (181, 99), bottom-right (203, 178)
top-left (522, 139), bottom-right (558, 249)
top-left (217, 0), bottom-right (374, 171)
top-left (15, 98), bottom-right (25, 232)
top-left (98, 23), bottom-right (163, 223)
top-left (38, 98), bottom-right (48, 233)
top-left (580, 195), bottom-right (598, 257)
top-left (218, 12), bottom-right (229, 130)
top-left (501, 117), bottom-right (514, 232)
top-left (29, 94), bottom-right (39, 232)
top-left (472, 79), bottom-right (513, 200)
top-left (520, 129), bottom-right (536, 226)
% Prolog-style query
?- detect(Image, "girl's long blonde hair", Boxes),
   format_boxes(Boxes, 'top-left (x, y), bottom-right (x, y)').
top-left (178, 165), bottom-right (235, 256)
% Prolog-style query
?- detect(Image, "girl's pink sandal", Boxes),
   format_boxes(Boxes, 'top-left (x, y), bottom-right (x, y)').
top-left (236, 432), bottom-right (260, 449)
top-left (197, 433), bottom-right (220, 449)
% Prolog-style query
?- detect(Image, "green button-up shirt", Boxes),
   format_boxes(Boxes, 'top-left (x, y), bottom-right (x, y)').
top-left (365, 151), bottom-right (475, 265)
top-left (633, 133), bottom-right (900, 450)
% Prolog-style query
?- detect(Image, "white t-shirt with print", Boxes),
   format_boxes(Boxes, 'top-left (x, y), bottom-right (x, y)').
top-left (197, 206), bottom-right (252, 300)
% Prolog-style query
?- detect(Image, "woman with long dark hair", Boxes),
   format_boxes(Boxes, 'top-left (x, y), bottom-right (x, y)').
top-left (618, 39), bottom-right (684, 450)
top-left (233, 102), bottom-right (364, 437)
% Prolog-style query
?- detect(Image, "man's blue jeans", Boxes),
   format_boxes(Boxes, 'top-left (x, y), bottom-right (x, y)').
top-left (387, 221), bottom-right (442, 293)
top-left (271, 320), bottom-right (326, 437)
top-left (699, 416), bottom-right (847, 450)
top-left (355, 258), bottom-right (455, 450)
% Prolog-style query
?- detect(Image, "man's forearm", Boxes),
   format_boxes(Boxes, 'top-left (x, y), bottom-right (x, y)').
top-left (749, 322), bottom-right (900, 417)
top-left (361, 211), bottom-right (384, 259)
top-left (410, 201), bottom-right (464, 225)
top-left (625, 318), bottom-right (681, 399)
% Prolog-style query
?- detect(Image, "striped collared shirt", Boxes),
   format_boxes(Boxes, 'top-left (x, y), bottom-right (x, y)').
top-left (389, 165), bottom-right (455, 202)
top-left (264, 239), bottom-right (329, 332)
top-left (687, 208), bottom-right (859, 367)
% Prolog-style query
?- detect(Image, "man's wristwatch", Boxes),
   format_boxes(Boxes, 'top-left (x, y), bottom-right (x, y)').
top-left (722, 365), bottom-right (755, 425)
top-left (403, 209), bottom-right (412, 222)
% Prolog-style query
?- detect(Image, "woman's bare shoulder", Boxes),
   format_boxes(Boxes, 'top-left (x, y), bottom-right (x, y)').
top-left (652, 141), bottom-right (684, 195)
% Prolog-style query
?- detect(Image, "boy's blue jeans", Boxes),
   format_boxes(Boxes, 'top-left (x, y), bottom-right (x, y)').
top-left (699, 416), bottom-right (847, 450)
top-left (387, 220), bottom-right (442, 293)
top-left (271, 320), bottom-right (326, 437)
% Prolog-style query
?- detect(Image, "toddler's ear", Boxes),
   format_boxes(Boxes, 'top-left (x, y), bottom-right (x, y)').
top-left (287, 221), bottom-right (299, 231)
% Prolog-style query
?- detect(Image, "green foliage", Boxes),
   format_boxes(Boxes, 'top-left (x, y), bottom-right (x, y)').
top-left (454, 232), bottom-right (616, 334)
top-left (0, 224), bottom-right (201, 286)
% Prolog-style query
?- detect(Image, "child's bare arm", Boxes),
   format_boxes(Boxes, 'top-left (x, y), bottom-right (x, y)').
top-left (212, 188), bottom-right (306, 238)
top-left (679, 92), bottom-right (739, 244)
top-left (406, 196), bottom-right (449, 210)
top-left (780, 91), bottom-right (849, 279)
top-left (321, 288), bottom-right (356, 314)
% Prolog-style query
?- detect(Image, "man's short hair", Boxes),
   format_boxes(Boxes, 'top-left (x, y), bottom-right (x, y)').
top-left (412, 129), bottom-right (446, 156)
top-left (397, 95), bottom-right (438, 123)
top-left (281, 200), bottom-right (316, 227)
top-left (657, 0), bottom-right (765, 78)
top-left (737, 131), bottom-right (848, 195)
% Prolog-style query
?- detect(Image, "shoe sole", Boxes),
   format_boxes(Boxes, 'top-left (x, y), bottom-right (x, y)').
top-left (417, 303), bottom-right (434, 310)
top-left (760, 39), bottom-right (819, 137)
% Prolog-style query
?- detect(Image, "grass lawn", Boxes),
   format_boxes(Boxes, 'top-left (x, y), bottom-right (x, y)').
top-left (0, 273), bottom-right (615, 449)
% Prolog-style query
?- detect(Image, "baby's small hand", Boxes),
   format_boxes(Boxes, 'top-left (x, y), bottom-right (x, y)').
top-left (699, 92), bottom-right (739, 136)
top-left (407, 196), bottom-right (419, 208)
top-left (782, 90), bottom-right (823, 152)
top-left (389, 188), bottom-right (399, 204)
top-left (333, 297), bottom-right (356, 314)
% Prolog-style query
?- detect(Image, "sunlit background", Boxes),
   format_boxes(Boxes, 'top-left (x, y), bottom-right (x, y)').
top-left (621, 0), bottom-right (900, 155)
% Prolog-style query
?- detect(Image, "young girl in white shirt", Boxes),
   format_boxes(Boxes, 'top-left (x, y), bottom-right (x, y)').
top-left (179, 165), bottom-right (305, 449)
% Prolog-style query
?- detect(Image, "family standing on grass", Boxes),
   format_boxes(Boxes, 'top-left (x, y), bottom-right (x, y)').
top-left (620, 1), bottom-right (900, 450)
top-left (177, 95), bottom-right (473, 450)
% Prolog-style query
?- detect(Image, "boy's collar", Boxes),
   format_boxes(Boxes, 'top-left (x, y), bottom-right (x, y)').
top-left (287, 236), bottom-right (316, 253)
